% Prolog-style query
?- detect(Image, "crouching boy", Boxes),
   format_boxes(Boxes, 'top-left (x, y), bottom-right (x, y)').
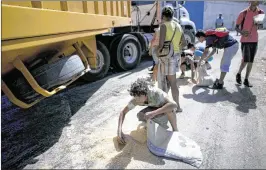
top-left (117, 78), bottom-right (178, 144)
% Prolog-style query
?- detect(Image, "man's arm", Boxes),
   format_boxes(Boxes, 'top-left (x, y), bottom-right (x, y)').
top-left (117, 106), bottom-right (129, 134)
top-left (145, 97), bottom-right (177, 120)
top-left (117, 100), bottom-right (136, 144)
top-left (204, 48), bottom-right (216, 61)
top-left (117, 106), bottom-right (129, 144)
top-left (235, 11), bottom-right (249, 37)
top-left (199, 47), bottom-right (210, 64)
top-left (158, 24), bottom-right (166, 52)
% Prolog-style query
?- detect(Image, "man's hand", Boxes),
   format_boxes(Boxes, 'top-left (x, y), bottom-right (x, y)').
top-left (117, 131), bottom-right (126, 145)
top-left (144, 111), bottom-right (156, 120)
top-left (241, 30), bottom-right (250, 37)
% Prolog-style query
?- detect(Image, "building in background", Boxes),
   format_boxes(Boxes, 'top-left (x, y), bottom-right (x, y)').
top-left (184, 1), bottom-right (266, 30)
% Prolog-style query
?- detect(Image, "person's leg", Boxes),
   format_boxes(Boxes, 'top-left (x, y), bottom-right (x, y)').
top-left (164, 53), bottom-right (182, 112)
top-left (189, 59), bottom-right (196, 82)
top-left (148, 60), bottom-right (155, 71)
top-left (245, 62), bottom-right (253, 79)
top-left (237, 43), bottom-right (248, 84)
top-left (180, 64), bottom-right (186, 78)
top-left (149, 47), bottom-right (157, 71)
top-left (152, 64), bottom-right (158, 82)
top-left (166, 75), bottom-right (182, 112)
top-left (218, 72), bottom-right (227, 84)
top-left (166, 111), bottom-right (178, 131)
top-left (244, 43), bottom-right (257, 87)
top-left (214, 43), bottom-right (239, 89)
top-left (236, 61), bottom-right (247, 85)
top-left (180, 57), bottom-right (186, 78)
top-left (218, 50), bottom-right (228, 84)
top-left (238, 61), bottom-right (248, 75)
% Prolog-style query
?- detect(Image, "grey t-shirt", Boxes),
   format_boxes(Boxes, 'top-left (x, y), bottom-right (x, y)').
top-left (127, 86), bottom-right (170, 110)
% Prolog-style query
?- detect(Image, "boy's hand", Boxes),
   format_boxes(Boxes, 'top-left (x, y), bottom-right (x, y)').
top-left (144, 111), bottom-right (156, 120)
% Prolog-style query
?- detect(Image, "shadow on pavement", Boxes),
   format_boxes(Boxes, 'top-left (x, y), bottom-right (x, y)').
top-left (1, 79), bottom-right (107, 170)
top-left (183, 84), bottom-right (257, 115)
top-left (106, 123), bottom-right (165, 169)
top-left (1, 55), bottom-right (154, 170)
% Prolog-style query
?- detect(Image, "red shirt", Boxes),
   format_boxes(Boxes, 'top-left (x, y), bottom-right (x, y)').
top-left (236, 7), bottom-right (264, 43)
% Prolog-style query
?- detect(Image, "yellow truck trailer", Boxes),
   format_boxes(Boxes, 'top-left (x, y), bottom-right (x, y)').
top-left (1, 1), bottom-right (157, 108)
top-left (2, 1), bottom-right (193, 109)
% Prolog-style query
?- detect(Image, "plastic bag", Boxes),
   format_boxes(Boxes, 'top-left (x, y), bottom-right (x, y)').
top-left (147, 120), bottom-right (203, 168)
top-left (196, 63), bottom-right (214, 87)
top-left (254, 14), bottom-right (265, 24)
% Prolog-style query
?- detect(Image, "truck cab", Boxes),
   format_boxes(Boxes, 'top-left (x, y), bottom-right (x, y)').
top-left (131, 1), bottom-right (196, 44)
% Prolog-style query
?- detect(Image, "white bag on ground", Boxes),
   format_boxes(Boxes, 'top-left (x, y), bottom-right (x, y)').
top-left (197, 63), bottom-right (214, 87)
top-left (146, 120), bottom-right (203, 168)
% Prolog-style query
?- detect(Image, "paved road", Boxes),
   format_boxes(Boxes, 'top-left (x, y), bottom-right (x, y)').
top-left (2, 31), bottom-right (266, 169)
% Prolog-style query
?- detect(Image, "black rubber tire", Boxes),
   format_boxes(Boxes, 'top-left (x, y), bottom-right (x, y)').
top-left (111, 34), bottom-right (142, 71)
top-left (8, 54), bottom-right (85, 102)
top-left (184, 29), bottom-right (195, 44)
top-left (82, 41), bottom-right (110, 82)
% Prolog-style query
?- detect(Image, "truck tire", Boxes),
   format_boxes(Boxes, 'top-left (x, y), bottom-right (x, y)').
top-left (184, 29), bottom-right (195, 44)
top-left (8, 54), bottom-right (85, 102)
top-left (112, 34), bottom-right (142, 71)
top-left (82, 41), bottom-right (111, 82)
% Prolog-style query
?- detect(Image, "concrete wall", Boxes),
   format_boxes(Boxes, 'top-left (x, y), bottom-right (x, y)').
top-left (183, 1), bottom-right (205, 29)
top-left (203, 1), bottom-right (266, 30)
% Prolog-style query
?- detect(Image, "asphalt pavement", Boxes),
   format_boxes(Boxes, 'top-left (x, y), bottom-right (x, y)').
top-left (1, 30), bottom-right (266, 169)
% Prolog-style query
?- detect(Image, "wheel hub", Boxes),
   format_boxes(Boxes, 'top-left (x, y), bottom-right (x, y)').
top-left (123, 43), bottom-right (138, 64)
top-left (89, 50), bottom-right (104, 73)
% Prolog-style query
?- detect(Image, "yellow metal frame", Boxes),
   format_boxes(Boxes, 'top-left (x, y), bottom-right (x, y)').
top-left (1, 1), bottom-right (132, 108)
top-left (1, 80), bottom-right (42, 108)
top-left (2, 29), bottom-right (108, 53)
top-left (2, 30), bottom-right (103, 75)
top-left (2, 43), bottom-right (91, 108)
top-left (73, 43), bottom-right (89, 70)
top-left (2, 4), bottom-right (131, 40)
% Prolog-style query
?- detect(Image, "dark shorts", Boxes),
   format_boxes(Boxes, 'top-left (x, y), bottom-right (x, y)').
top-left (137, 107), bottom-right (170, 129)
top-left (241, 42), bottom-right (258, 63)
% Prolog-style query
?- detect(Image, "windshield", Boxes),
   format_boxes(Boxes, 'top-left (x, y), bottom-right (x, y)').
top-left (131, 1), bottom-right (154, 6)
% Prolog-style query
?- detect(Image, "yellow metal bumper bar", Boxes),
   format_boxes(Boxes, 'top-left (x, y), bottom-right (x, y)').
top-left (1, 80), bottom-right (41, 108)
top-left (13, 57), bottom-right (60, 97)
top-left (2, 42), bottom-right (90, 108)
top-left (1, 69), bottom-right (88, 108)
top-left (73, 43), bottom-right (90, 70)
top-left (12, 43), bottom-right (90, 98)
